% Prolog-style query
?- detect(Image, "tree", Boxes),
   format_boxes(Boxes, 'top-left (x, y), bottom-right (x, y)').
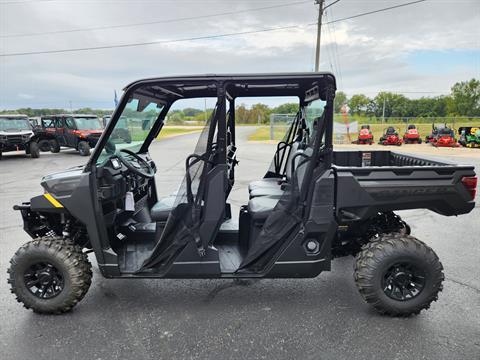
top-left (448, 79), bottom-right (480, 116)
top-left (235, 104), bottom-right (250, 123)
top-left (250, 103), bottom-right (271, 124)
top-left (334, 91), bottom-right (347, 113)
top-left (182, 107), bottom-right (203, 117)
top-left (272, 103), bottom-right (298, 115)
top-left (348, 94), bottom-right (371, 116)
top-left (373, 92), bottom-right (409, 119)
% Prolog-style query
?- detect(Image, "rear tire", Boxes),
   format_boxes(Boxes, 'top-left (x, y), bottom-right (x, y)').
top-left (354, 234), bottom-right (444, 317)
top-left (50, 139), bottom-right (60, 153)
top-left (29, 141), bottom-right (40, 158)
top-left (7, 237), bottom-right (92, 314)
top-left (78, 141), bottom-right (90, 156)
top-left (38, 139), bottom-right (51, 152)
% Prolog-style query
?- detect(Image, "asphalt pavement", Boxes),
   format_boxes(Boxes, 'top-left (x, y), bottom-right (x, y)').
top-left (0, 127), bottom-right (479, 360)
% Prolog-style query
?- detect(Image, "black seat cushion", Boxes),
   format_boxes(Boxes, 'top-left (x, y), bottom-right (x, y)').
top-left (248, 196), bottom-right (280, 220)
top-left (150, 195), bottom-right (176, 222)
top-left (249, 185), bottom-right (284, 199)
top-left (248, 177), bottom-right (281, 192)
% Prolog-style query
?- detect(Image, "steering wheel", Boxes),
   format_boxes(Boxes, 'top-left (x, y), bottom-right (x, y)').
top-left (118, 149), bottom-right (155, 178)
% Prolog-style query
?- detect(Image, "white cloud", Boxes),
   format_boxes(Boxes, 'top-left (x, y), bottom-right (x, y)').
top-left (0, 0), bottom-right (479, 108)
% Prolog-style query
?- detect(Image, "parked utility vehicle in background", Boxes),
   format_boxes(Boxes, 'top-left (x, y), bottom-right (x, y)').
top-left (8, 73), bottom-right (477, 317)
top-left (0, 114), bottom-right (40, 159)
top-left (41, 114), bottom-right (104, 156)
top-left (103, 115), bottom-right (132, 144)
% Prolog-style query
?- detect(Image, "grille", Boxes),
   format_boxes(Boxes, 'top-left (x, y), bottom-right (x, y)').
top-left (5, 135), bottom-right (27, 145)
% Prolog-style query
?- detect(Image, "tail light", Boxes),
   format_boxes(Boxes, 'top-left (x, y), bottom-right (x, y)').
top-left (461, 176), bottom-right (477, 199)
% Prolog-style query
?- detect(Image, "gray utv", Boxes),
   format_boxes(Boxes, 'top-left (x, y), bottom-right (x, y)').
top-left (0, 114), bottom-right (41, 159)
top-left (8, 73), bottom-right (477, 316)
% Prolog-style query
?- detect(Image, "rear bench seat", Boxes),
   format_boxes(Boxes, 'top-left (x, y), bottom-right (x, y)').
top-left (248, 141), bottom-right (302, 198)
top-left (247, 146), bottom-right (311, 220)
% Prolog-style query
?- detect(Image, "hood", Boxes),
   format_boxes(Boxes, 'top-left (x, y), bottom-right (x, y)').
top-left (0, 129), bottom-right (33, 137)
top-left (78, 130), bottom-right (103, 135)
top-left (41, 166), bottom-right (85, 197)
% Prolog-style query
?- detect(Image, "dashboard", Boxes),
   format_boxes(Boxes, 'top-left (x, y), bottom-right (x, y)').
top-left (96, 153), bottom-right (155, 214)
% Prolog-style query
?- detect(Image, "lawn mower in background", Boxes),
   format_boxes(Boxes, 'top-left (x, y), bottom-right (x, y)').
top-left (352, 124), bottom-right (374, 144)
top-left (403, 124), bottom-right (422, 144)
top-left (431, 125), bottom-right (459, 147)
top-left (459, 127), bottom-right (480, 148)
top-left (379, 126), bottom-right (402, 146)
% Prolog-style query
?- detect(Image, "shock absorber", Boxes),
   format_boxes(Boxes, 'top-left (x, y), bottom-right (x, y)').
top-left (62, 218), bottom-right (71, 238)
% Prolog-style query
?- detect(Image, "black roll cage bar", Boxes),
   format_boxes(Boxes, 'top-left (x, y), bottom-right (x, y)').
top-left (87, 73), bottom-right (336, 172)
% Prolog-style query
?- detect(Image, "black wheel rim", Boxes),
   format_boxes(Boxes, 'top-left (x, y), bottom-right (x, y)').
top-left (24, 262), bottom-right (65, 299)
top-left (382, 262), bottom-right (426, 301)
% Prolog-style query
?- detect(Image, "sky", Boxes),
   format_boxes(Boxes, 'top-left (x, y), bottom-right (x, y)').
top-left (0, 0), bottom-right (479, 110)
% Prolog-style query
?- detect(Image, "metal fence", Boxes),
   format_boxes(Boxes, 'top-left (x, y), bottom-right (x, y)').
top-left (268, 113), bottom-right (297, 140)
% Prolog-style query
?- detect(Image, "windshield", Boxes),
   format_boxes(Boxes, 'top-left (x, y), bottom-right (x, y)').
top-left (74, 117), bottom-right (103, 130)
top-left (0, 118), bottom-right (31, 131)
top-left (305, 98), bottom-right (326, 134)
top-left (96, 96), bottom-right (164, 164)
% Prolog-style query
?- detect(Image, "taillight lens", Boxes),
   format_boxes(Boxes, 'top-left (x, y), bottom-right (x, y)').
top-left (461, 176), bottom-right (477, 199)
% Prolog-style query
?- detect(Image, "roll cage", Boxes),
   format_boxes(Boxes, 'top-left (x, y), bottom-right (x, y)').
top-left (88, 73), bottom-right (336, 170)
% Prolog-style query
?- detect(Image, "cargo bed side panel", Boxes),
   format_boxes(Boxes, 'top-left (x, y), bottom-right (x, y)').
top-left (335, 165), bottom-right (476, 220)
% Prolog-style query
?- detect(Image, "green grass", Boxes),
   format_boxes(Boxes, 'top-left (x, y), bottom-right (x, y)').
top-left (248, 126), bottom-right (288, 141)
top-left (157, 127), bottom-right (201, 139)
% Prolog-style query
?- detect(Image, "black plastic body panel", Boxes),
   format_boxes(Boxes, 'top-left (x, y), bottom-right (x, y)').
top-left (333, 150), bottom-right (476, 221)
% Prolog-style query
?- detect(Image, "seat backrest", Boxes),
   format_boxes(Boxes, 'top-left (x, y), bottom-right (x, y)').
top-left (285, 141), bottom-right (301, 181)
top-left (293, 146), bottom-right (313, 193)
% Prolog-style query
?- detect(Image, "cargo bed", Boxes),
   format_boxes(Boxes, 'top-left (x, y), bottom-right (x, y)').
top-left (332, 150), bottom-right (476, 220)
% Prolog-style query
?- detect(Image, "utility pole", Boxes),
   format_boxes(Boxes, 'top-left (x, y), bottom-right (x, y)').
top-left (314, 0), bottom-right (324, 72)
top-left (314, 0), bottom-right (340, 72)
top-left (204, 98), bottom-right (207, 123)
top-left (382, 97), bottom-right (386, 124)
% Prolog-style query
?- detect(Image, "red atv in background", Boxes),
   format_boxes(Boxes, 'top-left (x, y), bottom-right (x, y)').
top-left (403, 124), bottom-right (422, 144)
top-left (379, 126), bottom-right (402, 146)
top-left (352, 124), bottom-right (374, 144)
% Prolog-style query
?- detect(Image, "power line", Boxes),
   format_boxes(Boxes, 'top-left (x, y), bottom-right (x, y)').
top-left (0, 0), bottom-right (429, 57)
top-left (324, 0), bottom-right (427, 25)
top-left (0, 24), bottom-right (312, 57)
top-left (1, 0), bottom-right (310, 38)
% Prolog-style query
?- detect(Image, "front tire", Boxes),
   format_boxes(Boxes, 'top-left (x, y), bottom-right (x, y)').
top-left (354, 234), bottom-right (444, 317)
top-left (50, 139), bottom-right (60, 153)
top-left (29, 141), bottom-right (40, 158)
top-left (7, 237), bottom-right (92, 314)
top-left (78, 141), bottom-right (90, 156)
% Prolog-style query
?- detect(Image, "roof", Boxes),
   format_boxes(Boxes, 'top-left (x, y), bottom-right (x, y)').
top-left (125, 72), bottom-right (335, 88)
top-left (123, 72), bottom-right (336, 101)
top-left (0, 114), bottom-right (29, 118)
top-left (41, 114), bottom-right (99, 118)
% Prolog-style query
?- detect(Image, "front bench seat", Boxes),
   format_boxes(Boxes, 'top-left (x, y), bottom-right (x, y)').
top-left (248, 195), bottom-right (280, 220)
top-left (150, 195), bottom-right (177, 222)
